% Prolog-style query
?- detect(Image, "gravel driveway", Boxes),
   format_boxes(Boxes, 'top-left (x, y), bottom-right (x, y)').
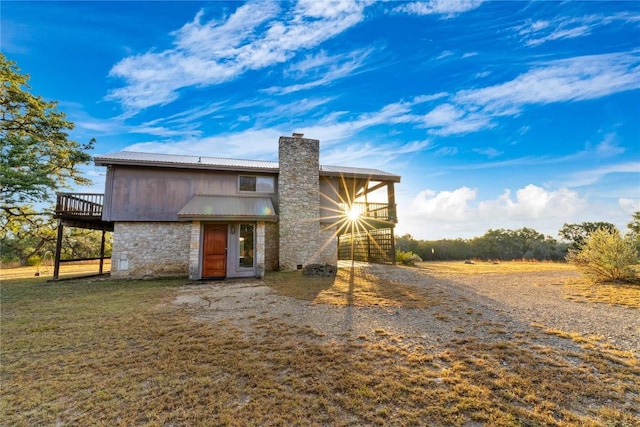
top-left (174, 263), bottom-right (639, 357)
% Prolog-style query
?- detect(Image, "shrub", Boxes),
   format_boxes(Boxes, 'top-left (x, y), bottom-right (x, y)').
top-left (567, 227), bottom-right (638, 283)
top-left (396, 249), bottom-right (422, 266)
top-left (25, 256), bottom-right (42, 266)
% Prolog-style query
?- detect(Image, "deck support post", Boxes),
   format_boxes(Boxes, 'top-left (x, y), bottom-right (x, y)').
top-left (53, 220), bottom-right (64, 280)
top-left (99, 229), bottom-right (106, 274)
top-left (387, 182), bottom-right (396, 265)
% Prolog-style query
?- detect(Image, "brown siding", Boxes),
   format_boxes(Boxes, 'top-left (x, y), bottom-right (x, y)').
top-left (104, 166), bottom-right (277, 221)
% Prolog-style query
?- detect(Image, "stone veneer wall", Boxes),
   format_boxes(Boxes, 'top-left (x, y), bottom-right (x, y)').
top-left (318, 226), bottom-right (338, 264)
top-left (278, 134), bottom-right (336, 270)
top-left (111, 222), bottom-right (191, 279)
top-left (188, 221), bottom-right (201, 280)
top-left (265, 222), bottom-right (279, 271)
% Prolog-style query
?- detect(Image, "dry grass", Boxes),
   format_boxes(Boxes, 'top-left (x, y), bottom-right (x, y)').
top-left (2, 264), bottom-right (639, 426)
top-left (265, 266), bottom-right (441, 308)
top-left (419, 261), bottom-right (640, 309)
top-left (417, 260), bottom-right (577, 276)
top-left (0, 260), bottom-right (112, 281)
top-left (563, 277), bottom-right (640, 308)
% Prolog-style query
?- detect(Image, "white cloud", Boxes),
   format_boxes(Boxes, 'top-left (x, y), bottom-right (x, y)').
top-left (411, 187), bottom-right (478, 221)
top-left (322, 139), bottom-right (431, 166)
top-left (455, 52), bottom-right (640, 112)
top-left (593, 133), bottom-right (626, 157)
top-left (516, 12), bottom-right (640, 47)
top-left (395, 0), bottom-right (485, 17)
top-left (400, 184), bottom-right (590, 239)
top-left (125, 128), bottom-right (285, 160)
top-left (564, 161), bottom-right (640, 187)
top-left (107, 0), bottom-right (368, 113)
top-left (473, 147), bottom-right (502, 158)
top-left (422, 51), bottom-right (640, 135)
top-left (264, 48), bottom-right (375, 95)
top-left (619, 198), bottom-right (640, 214)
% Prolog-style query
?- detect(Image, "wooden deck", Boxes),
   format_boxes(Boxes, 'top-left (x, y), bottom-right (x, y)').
top-left (52, 193), bottom-right (114, 280)
top-left (54, 193), bottom-right (114, 231)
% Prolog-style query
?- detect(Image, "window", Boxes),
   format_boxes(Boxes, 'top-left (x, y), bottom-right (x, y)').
top-left (239, 224), bottom-right (254, 268)
top-left (239, 175), bottom-right (274, 193)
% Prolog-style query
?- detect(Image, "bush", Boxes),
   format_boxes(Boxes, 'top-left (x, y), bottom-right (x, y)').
top-left (25, 256), bottom-right (42, 266)
top-left (567, 227), bottom-right (638, 283)
top-left (396, 250), bottom-right (422, 266)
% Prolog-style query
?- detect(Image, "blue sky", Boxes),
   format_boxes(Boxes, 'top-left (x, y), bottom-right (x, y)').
top-left (3, 0), bottom-right (639, 239)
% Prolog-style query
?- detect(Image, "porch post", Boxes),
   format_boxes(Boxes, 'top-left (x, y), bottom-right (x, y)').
top-left (99, 229), bottom-right (106, 274)
top-left (387, 183), bottom-right (397, 265)
top-left (53, 220), bottom-right (64, 280)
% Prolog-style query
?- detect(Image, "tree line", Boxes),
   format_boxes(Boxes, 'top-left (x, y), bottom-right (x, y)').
top-left (396, 218), bottom-right (639, 262)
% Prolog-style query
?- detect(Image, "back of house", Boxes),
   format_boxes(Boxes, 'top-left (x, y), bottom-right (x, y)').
top-left (91, 134), bottom-right (400, 280)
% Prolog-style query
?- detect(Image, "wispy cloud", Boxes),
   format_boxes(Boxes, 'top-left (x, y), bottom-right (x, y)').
top-left (515, 12), bottom-right (640, 47)
top-left (106, 0), bottom-right (368, 113)
top-left (473, 147), bottom-right (503, 158)
top-left (421, 50), bottom-right (640, 135)
top-left (395, 0), bottom-right (485, 18)
top-left (264, 48), bottom-right (375, 95)
top-left (564, 161), bottom-right (640, 187)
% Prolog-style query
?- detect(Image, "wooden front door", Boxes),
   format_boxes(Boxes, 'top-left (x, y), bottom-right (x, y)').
top-left (202, 224), bottom-right (227, 278)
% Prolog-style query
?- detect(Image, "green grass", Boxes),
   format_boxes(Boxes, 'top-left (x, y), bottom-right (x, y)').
top-left (2, 266), bottom-right (639, 426)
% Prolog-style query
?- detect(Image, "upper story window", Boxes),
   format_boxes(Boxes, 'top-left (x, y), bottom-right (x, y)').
top-left (239, 175), bottom-right (274, 193)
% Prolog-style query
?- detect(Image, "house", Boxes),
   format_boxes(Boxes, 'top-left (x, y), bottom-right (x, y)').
top-left (54, 134), bottom-right (400, 280)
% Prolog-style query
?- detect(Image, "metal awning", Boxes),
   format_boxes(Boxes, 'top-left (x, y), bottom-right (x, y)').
top-left (177, 195), bottom-right (277, 222)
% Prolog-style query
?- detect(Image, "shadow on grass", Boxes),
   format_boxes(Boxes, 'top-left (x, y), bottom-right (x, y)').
top-left (265, 264), bottom-right (441, 309)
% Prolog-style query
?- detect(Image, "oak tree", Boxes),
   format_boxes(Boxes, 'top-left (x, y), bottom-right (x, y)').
top-left (0, 53), bottom-right (94, 217)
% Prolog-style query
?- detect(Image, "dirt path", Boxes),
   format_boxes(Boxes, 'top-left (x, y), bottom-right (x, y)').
top-left (174, 264), bottom-right (639, 356)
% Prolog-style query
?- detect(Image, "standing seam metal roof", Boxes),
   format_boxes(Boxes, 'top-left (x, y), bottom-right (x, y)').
top-left (177, 195), bottom-right (277, 222)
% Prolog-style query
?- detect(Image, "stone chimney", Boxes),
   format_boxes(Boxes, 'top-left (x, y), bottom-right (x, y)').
top-left (278, 133), bottom-right (322, 271)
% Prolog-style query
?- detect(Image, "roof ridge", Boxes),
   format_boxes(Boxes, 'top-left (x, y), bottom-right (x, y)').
top-left (115, 150), bottom-right (277, 164)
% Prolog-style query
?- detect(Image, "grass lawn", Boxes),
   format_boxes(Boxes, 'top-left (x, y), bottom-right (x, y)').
top-left (1, 262), bottom-right (639, 426)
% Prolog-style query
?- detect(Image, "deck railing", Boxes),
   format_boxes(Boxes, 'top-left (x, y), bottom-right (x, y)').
top-left (55, 193), bottom-right (104, 218)
top-left (342, 202), bottom-right (397, 223)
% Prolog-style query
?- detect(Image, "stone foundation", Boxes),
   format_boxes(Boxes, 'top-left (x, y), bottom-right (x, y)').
top-left (111, 222), bottom-right (190, 279)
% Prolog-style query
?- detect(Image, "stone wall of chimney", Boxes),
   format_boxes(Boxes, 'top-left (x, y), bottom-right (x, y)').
top-left (277, 134), bottom-right (336, 270)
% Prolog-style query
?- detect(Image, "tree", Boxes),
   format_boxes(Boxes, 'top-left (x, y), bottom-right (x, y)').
top-left (558, 222), bottom-right (617, 249)
top-left (567, 227), bottom-right (638, 283)
top-left (628, 211), bottom-right (640, 235)
top-left (627, 211), bottom-right (640, 252)
top-left (1, 53), bottom-right (94, 215)
top-left (1, 206), bottom-right (112, 266)
top-left (0, 206), bottom-right (57, 265)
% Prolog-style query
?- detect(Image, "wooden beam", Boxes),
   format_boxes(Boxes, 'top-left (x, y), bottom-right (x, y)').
top-left (355, 181), bottom-right (387, 199)
top-left (59, 219), bottom-right (114, 231)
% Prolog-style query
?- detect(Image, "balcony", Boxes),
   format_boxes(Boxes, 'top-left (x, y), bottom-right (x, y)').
top-left (338, 202), bottom-right (397, 231)
top-left (55, 193), bottom-right (104, 220)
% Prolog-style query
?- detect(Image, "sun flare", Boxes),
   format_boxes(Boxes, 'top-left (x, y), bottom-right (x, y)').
top-left (347, 206), bottom-right (361, 221)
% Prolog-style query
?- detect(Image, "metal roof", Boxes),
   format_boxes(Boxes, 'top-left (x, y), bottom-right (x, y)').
top-left (94, 151), bottom-right (400, 182)
top-left (177, 195), bottom-right (277, 222)
top-left (320, 165), bottom-right (400, 182)
top-left (94, 151), bottom-right (279, 172)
